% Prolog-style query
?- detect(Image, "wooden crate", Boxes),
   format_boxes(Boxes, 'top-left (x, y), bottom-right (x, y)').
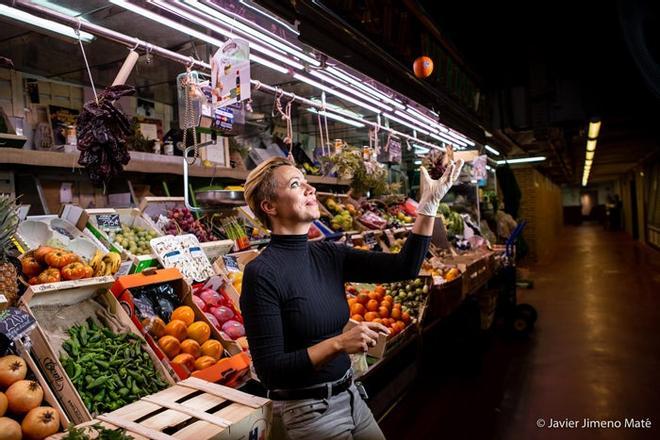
top-left (424, 276), bottom-right (463, 324)
top-left (52, 378), bottom-right (271, 440)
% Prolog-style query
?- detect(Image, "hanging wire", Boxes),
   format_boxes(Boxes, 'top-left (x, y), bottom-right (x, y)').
top-left (75, 19), bottom-right (98, 105)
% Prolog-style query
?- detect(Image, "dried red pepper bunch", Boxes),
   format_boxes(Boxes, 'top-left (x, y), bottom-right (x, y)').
top-left (77, 85), bottom-right (135, 186)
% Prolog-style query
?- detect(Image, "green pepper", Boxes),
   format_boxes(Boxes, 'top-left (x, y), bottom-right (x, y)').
top-left (88, 376), bottom-right (108, 388)
top-left (94, 359), bottom-right (110, 369)
top-left (93, 388), bottom-right (106, 402)
top-left (131, 381), bottom-right (141, 395)
top-left (71, 363), bottom-right (83, 381)
top-left (118, 387), bottom-right (129, 397)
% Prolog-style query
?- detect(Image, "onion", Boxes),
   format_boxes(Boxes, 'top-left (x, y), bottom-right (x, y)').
top-left (192, 295), bottom-right (207, 312)
top-left (199, 289), bottom-right (223, 307)
top-left (6, 380), bottom-right (43, 414)
top-left (21, 406), bottom-right (60, 440)
top-left (0, 417), bottom-right (22, 440)
top-left (205, 313), bottom-right (220, 328)
top-left (221, 320), bottom-right (245, 340)
top-left (0, 355), bottom-right (27, 388)
top-left (211, 306), bottom-right (234, 324)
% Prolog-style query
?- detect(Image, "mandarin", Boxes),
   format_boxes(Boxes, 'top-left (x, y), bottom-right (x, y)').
top-left (352, 314), bottom-right (364, 322)
top-left (366, 299), bottom-right (379, 312)
top-left (378, 306), bottom-right (389, 319)
top-left (350, 303), bottom-right (366, 316)
top-left (364, 312), bottom-right (379, 322)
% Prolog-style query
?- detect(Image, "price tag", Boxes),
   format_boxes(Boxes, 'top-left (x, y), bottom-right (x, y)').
top-left (364, 232), bottom-right (377, 247)
top-left (96, 214), bottom-right (122, 232)
top-left (0, 308), bottom-right (36, 341)
top-left (384, 229), bottom-right (396, 244)
top-left (223, 255), bottom-right (240, 273)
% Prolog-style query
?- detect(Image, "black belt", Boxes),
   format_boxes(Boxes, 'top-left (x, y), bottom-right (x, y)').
top-left (267, 374), bottom-right (352, 401)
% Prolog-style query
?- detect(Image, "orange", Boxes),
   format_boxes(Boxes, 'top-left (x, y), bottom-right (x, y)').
top-left (373, 318), bottom-right (383, 325)
top-left (380, 300), bottom-right (392, 311)
top-left (390, 308), bottom-right (401, 320)
top-left (402, 311), bottom-right (411, 323)
top-left (364, 312), bottom-right (379, 322)
top-left (383, 295), bottom-right (393, 303)
top-left (413, 56), bottom-right (434, 78)
top-left (393, 302), bottom-right (402, 309)
top-left (347, 298), bottom-right (358, 308)
top-left (351, 314), bottom-right (364, 322)
top-left (158, 335), bottom-right (181, 359)
top-left (366, 299), bottom-right (379, 312)
top-left (378, 306), bottom-right (389, 319)
top-left (201, 339), bottom-right (223, 360)
top-left (164, 320), bottom-right (188, 342)
top-left (187, 321), bottom-right (211, 344)
top-left (171, 306), bottom-right (195, 326)
top-left (194, 355), bottom-right (217, 371)
top-left (350, 303), bottom-right (366, 316)
top-left (394, 321), bottom-right (406, 332)
top-left (180, 339), bottom-right (201, 358)
top-left (374, 285), bottom-right (386, 295)
top-left (356, 293), bottom-right (369, 305)
top-left (171, 353), bottom-right (195, 371)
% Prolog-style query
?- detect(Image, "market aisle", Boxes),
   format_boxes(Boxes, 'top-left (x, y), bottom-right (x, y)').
top-left (379, 225), bottom-right (660, 440)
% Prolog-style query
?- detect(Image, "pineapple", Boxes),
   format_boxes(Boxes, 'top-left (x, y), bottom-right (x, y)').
top-left (0, 195), bottom-right (19, 305)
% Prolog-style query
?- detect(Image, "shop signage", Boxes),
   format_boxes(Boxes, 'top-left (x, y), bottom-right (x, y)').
top-left (96, 213), bottom-right (122, 232)
top-left (0, 307), bottom-right (36, 341)
top-left (211, 38), bottom-right (251, 108)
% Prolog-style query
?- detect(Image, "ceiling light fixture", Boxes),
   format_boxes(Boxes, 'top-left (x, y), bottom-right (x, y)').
top-left (306, 108), bottom-right (365, 128)
top-left (309, 70), bottom-right (393, 112)
top-left (294, 73), bottom-right (382, 114)
top-left (485, 145), bottom-right (500, 156)
top-left (588, 119), bottom-right (601, 139)
top-left (586, 139), bottom-right (597, 152)
top-left (238, 0), bottom-right (300, 35)
top-left (497, 156), bottom-right (547, 165)
top-left (0, 4), bottom-right (94, 42)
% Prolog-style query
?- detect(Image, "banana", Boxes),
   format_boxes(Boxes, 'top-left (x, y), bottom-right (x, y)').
top-left (89, 250), bottom-right (103, 269)
top-left (93, 260), bottom-right (106, 277)
top-left (101, 252), bottom-right (121, 275)
top-left (104, 261), bottom-right (114, 276)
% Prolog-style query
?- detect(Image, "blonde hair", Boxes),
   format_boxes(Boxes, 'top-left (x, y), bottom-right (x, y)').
top-left (244, 157), bottom-right (293, 229)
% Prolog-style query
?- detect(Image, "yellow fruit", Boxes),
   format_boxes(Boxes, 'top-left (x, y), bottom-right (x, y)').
top-left (187, 321), bottom-right (211, 344)
top-left (164, 320), bottom-right (188, 342)
top-left (180, 339), bottom-right (202, 358)
top-left (171, 306), bottom-right (195, 326)
top-left (200, 340), bottom-right (223, 360)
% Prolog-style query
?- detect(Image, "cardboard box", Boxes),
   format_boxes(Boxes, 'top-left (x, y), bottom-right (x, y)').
top-left (111, 269), bottom-right (242, 381)
top-left (18, 278), bottom-right (176, 424)
top-left (54, 378), bottom-right (271, 440)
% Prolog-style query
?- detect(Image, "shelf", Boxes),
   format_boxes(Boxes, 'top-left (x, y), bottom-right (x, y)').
top-left (1, 148), bottom-right (350, 186)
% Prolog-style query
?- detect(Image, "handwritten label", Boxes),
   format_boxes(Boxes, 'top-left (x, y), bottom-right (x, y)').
top-left (96, 214), bottom-right (122, 232)
top-left (0, 307), bottom-right (36, 341)
top-left (223, 255), bottom-right (240, 273)
top-left (364, 232), bottom-right (377, 247)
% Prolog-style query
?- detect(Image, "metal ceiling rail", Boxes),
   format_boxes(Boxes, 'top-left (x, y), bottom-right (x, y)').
top-left (9, 0), bottom-right (446, 151)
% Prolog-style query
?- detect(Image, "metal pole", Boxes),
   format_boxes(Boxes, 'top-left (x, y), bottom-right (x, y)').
top-left (10, 0), bottom-right (445, 152)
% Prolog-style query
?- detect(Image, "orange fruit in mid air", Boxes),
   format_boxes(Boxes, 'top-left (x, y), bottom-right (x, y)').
top-left (366, 299), bottom-right (379, 312)
top-left (364, 312), bottom-right (379, 322)
top-left (352, 314), bottom-right (364, 322)
top-left (413, 56), bottom-right (434, 78)
top-left (350, 303), bottom-right (366, 316)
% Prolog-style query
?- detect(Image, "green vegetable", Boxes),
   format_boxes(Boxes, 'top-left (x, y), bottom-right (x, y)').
top-left (60, 320), bottom-right (168, 416)
top-left (63, 422), bottom-right (135, 440)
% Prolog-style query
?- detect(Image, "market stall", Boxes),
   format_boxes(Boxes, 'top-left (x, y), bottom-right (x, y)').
top-left (0, 1), bottom-right (517, 438)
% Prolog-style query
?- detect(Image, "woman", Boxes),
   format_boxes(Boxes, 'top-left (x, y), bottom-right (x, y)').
top-left (241, 156), bottom-right (463, 439)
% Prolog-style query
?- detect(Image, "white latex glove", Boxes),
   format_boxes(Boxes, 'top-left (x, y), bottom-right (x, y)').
top-left (417, 159), bottom-right (465, 217)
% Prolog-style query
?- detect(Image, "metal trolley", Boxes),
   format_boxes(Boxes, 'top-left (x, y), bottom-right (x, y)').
top-left (493, 220), bottom-right (538, 335)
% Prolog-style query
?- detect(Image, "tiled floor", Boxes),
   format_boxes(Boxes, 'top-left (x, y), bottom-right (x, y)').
top-left (380, 225), bottom-right (660, 440)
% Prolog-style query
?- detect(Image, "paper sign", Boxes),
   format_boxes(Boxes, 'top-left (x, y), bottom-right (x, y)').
top-left (223, 255), bottom-right (240, 273)
top-left (96, 214), bottom-right (122, 232)
top-left (59, 182), bottom-right (73, 204)
top-left (211, 38), bottom-right (251, 108)
top-left (0, 307), bottom-right (36, 341)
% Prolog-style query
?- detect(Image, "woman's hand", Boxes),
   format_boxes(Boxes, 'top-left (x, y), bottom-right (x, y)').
top-left (416, 158), bottom-right (464, 217)
top-left (336, 322), bottom-right (390, 354)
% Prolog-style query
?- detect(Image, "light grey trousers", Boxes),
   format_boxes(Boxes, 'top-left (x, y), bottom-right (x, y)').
top-left (270, 383), bottom-right (386, 440)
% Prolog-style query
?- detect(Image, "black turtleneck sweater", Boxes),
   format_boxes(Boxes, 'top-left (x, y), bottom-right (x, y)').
top-left (240, 233), bottom-right (431, 390)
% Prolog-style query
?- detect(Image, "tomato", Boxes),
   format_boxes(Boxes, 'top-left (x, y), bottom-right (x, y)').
top-left (36, 268), bottom-right (61, 284)
top-left (21, 256), bottom-right (43, 278)
top-left (33, 246), bottom-right (54, 264)
top-left (44, 250), bottom-right (78, 268)
top-left (61, 262), bottom-right (93, 280)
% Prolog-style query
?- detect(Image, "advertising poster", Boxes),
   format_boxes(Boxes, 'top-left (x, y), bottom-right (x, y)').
top-left (211, 38), bottom-right (251, 108)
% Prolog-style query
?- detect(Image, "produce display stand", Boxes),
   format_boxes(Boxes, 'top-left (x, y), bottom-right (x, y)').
top-left (48, 378), bottom-right (271, 440)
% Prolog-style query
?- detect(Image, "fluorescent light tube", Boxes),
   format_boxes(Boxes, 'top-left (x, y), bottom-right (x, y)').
top-left (307, 108), bottom-right (365, 128)
top-left (327, 67), bottom-right (406, 109)
top-left (310, 70), bottom-right (393, 111)
top-left (414, 160), bottom-right (422, 165)
top-left (122, 0), bottom-right (305, 70)
top-left (187, 0), bottom-right (319, 66)
top-left (294, 73), bottom-right (382, 114)
top-left (588, 120), bottom-right (601, 139)
top-left (239, 0), bottom-right (299, 35)
top-left (384, 113), bottom-right (431, 136)
top-left (32, 0), bottom-right (89, 19)
top-left (585, 151), bottom-right (594, 161)
top-left (393, 110), bottom-right (437, 133)
top-left (413, 144), bottom-right (430, 154)
top-left (485, 145), bottom-right (500, 156)
top-left (497, 156), bottom-right (546, 165)
top-left (0, 4), bottom-right (94, 42)
top-left (586, 139), bottom-right (597, 152)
